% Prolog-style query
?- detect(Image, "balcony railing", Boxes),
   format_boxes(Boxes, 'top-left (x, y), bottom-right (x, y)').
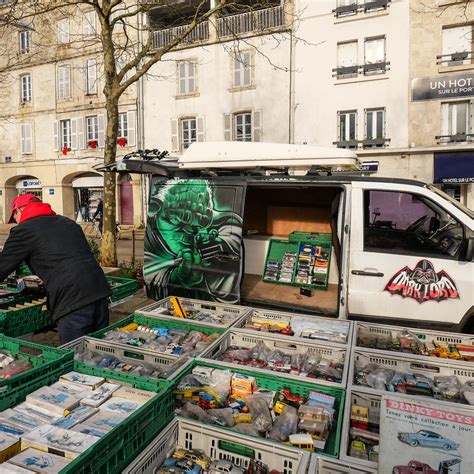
top-left (333, 0), bottom-right (390, 17)
top-left (333, 138), bottom-right (390, 149)
top-left (436, 51), bottom-right (473, 66)
top-left (217, 5), bottom-right (285, 38)
top-left (332, 61), bottom-right (390, 78)
top-left (436, 133), bottom-right (474, 144)
top-left (152, 21), bottom-right (209, 50)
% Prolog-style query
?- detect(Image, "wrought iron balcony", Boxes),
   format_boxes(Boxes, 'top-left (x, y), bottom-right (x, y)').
top-left (436, 51), bottom-right (473, 66)
top-left (217, 5), bottom-right (285, 38)
top-left (436, 133), bottom-right (474, 144)
top-left (152, 21), bottom-right (209, 50)
top-left (333, 61), bottom-right (390, 78)
top-left (333, 138), bottom-right (390, 149)
top-left (333, 0), bottom-right (390, 17)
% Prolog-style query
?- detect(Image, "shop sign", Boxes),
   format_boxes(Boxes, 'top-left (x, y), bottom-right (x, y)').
top-left (412, 72), bottom-right (474, 101)
top-left (16, 179), bottom-right (41, 189)
top-left (49, 189), bottom-right (55, 195)
top-left (360, 161), bottom-right (379, 172)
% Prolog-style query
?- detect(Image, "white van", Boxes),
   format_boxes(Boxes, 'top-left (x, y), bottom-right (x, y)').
top-left (108, 142), bottom-right (474, 332)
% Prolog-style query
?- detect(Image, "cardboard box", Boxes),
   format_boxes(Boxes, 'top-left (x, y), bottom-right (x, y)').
top-left (9, 447), bottom-right (70, 473)
top-left (26, 387), bottom-right (80, 416)
top-left (0, 432), bottom-right (21, 463)
top-left (59, 372), bottom-right (104, 390)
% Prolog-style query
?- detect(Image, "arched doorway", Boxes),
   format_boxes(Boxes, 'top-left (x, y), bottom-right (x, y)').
top-left (72, 174), bottom-right (104, 222)
top-left (119, 174), bottom-right (134, 225)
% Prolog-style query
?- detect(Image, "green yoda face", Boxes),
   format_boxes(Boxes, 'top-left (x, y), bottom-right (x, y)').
top-left (154, 180), bottom-right (215, 255)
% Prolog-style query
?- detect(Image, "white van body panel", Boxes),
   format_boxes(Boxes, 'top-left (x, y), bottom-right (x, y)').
top-left (348, 181), bottom-right (473, 326)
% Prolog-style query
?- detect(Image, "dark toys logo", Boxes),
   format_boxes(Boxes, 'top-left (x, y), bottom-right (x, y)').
top-left (385, 259), bottom-right (459, 303)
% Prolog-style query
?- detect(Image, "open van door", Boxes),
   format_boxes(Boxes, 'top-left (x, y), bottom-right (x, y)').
top-left (144, 177), bottom-right (247, 303)
top-left (348, 181), bottom-right (473, 329)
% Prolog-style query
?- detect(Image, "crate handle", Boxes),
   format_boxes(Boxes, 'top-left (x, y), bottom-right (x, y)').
top-left (123, 350), bottom-right (145, 361)
top-left (409, 362), bottom-right (440, 373)
top-left (19, 345), bottom-right (42, 357)
top-left (201, 304), bottom-right (217, 311)
top-left (274, 341), bottom-right (297, 351)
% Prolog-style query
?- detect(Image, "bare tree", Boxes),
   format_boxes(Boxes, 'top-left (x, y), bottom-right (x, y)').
top-left (0, 0), bottom-right (292, 266)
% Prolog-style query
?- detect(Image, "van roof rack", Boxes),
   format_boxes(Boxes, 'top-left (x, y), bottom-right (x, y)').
top-left (179, 142), bottom-right (361, 176)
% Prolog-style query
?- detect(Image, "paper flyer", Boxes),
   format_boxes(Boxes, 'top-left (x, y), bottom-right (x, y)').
top-left (380, 394), bottom-right (474, 474)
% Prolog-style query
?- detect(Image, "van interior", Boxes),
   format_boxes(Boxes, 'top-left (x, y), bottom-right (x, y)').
top-left (240, 184), bottom-right (342, 316)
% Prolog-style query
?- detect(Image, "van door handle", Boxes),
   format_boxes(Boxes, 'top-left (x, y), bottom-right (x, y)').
top-left (351, 270), bottom-right (384, 277)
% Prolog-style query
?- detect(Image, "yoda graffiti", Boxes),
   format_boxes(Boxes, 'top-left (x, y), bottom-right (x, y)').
top-left (144, 179), bottom-right (243, 303)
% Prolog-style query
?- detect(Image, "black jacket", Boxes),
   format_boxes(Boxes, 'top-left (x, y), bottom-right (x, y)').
top-left (0, 215), bottom-right (111, 321)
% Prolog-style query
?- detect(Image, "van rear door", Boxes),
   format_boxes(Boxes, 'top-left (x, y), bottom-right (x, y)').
top-left (144, 177), bottom-right (246, 303)
top-left (348, 181), bottom-right (473, 329)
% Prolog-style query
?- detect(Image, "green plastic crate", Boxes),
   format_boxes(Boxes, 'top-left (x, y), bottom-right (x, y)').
top-left (173, 360), bottom-right (346, 460)
top-left (106, 276), bottom-right (139, 302)
top-left (0, 361), bottom-right (174, 474)
top-left (90, 313), bottom-right (226, 355)
top-left (263, 237), bottom-right (332, 291)
top-left (0, 335), bottom-right (73, 411)
top-left (0, 299), bottom-right (53, 337)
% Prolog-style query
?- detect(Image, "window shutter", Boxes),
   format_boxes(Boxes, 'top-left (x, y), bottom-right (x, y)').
top-left (197, 116), bottom-right (205, 142)
top-left (188, 62), bottom-right (196, 94)
top-left (443, 26), bottom-right (471, 55)
top-left (441, 103), bottom-right (450, 136)
top-left (224, 113), bottom-right (232, 141)
top-left (171, 118), bottom-right (179, 152)
top-left (89, 60), bottom-right (97, 94)
top-left (178, 62), bottom-right (186, 94)
top-left (71, 118), bottom-right (78, 150)
top-left (98, 114), bottom-right (105, 147)
top-left (252, 110), bottom-right (262, 142)
top-left (77, 117), bottom-right (84, 149)
top-left (21, 124), bottom-right (32, 154)
top-left (243, 53), bottom-right (251, 86)
top-left (234, 57), bottom-right (241, 87)
top-left (83, 62), bottom-right (88, 94)
top-left (127, 110), bottom-right (136, 147)
top-left (53, 121), bottom-right (59, 150)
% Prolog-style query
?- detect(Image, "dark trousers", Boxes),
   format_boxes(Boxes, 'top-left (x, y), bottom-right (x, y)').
top-left (58, 298), bottom-right (109, 345)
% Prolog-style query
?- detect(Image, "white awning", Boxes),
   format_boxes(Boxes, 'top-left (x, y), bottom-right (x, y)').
top-left (72, 175), bottom-right (104, 188)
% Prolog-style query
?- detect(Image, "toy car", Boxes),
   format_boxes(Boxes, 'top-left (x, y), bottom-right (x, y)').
top-left (162, 457), bottom-right (201, 474)
top-left (173, 449), bottom-right (211, 469)
top-left (397, 430), bottom-right (459, 450)
top-left (206, 459), bottom-right (244, 473)
top-left (279, 389), bottom-right (304, 407)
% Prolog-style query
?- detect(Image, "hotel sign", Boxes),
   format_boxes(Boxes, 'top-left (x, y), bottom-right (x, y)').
top-left (412, 73), bottom-right (474, 101)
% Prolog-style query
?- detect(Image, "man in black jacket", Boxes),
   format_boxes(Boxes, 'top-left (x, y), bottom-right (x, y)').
top-left (0, 194), bottom-right (111, 344)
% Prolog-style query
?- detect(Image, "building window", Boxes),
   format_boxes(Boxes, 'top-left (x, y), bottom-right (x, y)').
top-left (86, 116), bottom-right (99, 142)
top-left (118, 111), bottom-right (136, 147)
top-left (177, 61), bottom-right (196, 95)
top-left (57, 65), bottom-right (71, 100)
top-left (337, 110), bottom-right (357, 145)
top-left (234, 112), bottom-right (253, 141)
top-left (21, 123), bottom-right (32, 154)
top-left (118, 112), bottom-right (128, 140)
top-left (181, 118), bottom-right (197, 150)
top-left (335, 0), bottom-right (358, 17)
top-left (84, 59), bottom-right (97, 95)
top-left (440, 101), bottom-right (470, 140)
top-left (20, 74), bottom-right (32, 103)
top-left (83, 11), bottom-right (97, 36)
top-left (335, 41), bottom-right (358, 77)
top-left (365, 108), bottom-right (385, 140)
top-left (60, 119), bottom-right (72, 149)
top-left (57, 18), bottom-right (70, 44)
top-left (19, 31), bottom-right (30, 54)
top-left (364, 36), bottom-right (386, 74)
top-left (233, 51), bottom-right (252, 88)
top-left (441, 25), bottom-right (473, 65)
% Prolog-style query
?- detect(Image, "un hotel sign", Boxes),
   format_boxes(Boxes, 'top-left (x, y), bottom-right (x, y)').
top-left (412, 72), bottom-right (474, 101)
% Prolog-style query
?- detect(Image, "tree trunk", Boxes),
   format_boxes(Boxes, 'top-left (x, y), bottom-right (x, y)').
top-left (100, 96), bottom-right (119, 267)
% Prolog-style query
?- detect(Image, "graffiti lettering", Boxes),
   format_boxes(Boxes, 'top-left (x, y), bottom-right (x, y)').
top-left (384, 260), bottom-right (459, 304)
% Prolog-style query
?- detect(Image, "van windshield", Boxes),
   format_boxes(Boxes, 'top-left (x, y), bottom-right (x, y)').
top-left (428, 185), bottom-right (474, 219)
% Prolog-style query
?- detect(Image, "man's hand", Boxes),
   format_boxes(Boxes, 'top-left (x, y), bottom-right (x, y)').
top-left (174, 249), bottom-right (203, 287)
